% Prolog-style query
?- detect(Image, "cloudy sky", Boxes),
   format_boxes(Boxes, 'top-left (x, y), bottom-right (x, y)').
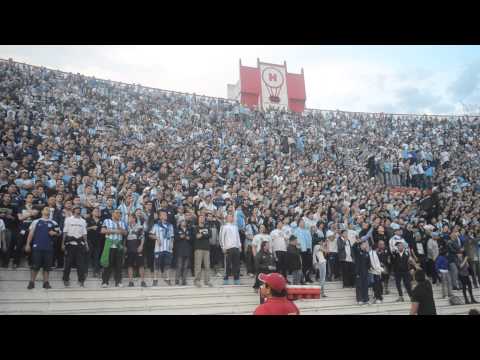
top-left (1, 45), bottom-right (480, 115)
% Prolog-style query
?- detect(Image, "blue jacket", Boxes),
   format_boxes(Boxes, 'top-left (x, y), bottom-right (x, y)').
top-left (235, 209), bottom-right (245, 231)
top-left (435, 255), bottom-right (448, 272)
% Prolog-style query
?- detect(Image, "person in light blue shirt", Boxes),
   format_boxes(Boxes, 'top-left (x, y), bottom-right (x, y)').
top-left (294, 219), bottom-right (313, 283)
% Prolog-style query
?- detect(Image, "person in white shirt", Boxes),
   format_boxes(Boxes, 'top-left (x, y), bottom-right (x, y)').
top-left (219, 214), bottom-right (241, 285)
top-left (270, 221), bottom-right (287, 278)
top-left (369, 247), bottom-right (385, 303)
top-left (325, 230), bottom-right (338, 281)
top-left (252, 225), bottom-right (272, 257)
top-left (389, 228), bottom-right (409, 255)
top-left (62, 206), bottom-right (88, 287)
top-left (313, 240), bottom-right (328, 297)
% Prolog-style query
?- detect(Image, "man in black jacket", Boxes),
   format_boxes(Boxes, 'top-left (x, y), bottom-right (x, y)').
top-left (353, 239), bottom-right (371, 305)
top-left (392, 242), bottom-right (413, 302)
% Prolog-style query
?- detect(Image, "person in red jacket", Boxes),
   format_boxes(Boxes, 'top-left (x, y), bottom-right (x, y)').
top-left (253, 273), bottom-right (300, 315)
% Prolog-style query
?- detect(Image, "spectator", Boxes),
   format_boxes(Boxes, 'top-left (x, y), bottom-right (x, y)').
top-left (353, 239), bottom-right (371, 305)
top-left (25, 206), bottom-right (60, 289)
top-left (193, 214), bottom-right (212, 287)
top-left (271, 220), bottom-right (288, 278)
top-left (207, 212), bottom-right (222, 277)
top-left (126, 213), bottom-right (146, 287)
top-left (376, 240), bottom-right (391, 295)
top-left (62, 205), bottom-right (88, 287)
top-left (294, 219), bottom-right (313, 284)
top-left (100, 209), bottom-right (128, 288)
top-left (312, 238), bottom-right (328, 297)
top-left (338, 230), bottom-right (355, 288)
top-left (149, 210), bottom-right (174, 286)
top-left (86, 207), bottom-right (103, 277)
top-left (456, 250), bottom-right (478, 304)
top-left (391, 242), bottom-right (413, 302)
top-left (219, 213), bottom-right (241, 285)
top-left (174, 220), bottom-right (192, 286)
top-left (410, 269), bottom-right (437, 315)
top-left (286, 236), bottom-right (302, 285)
top-left (253, 273), bottom-right (300, 315)
top-left (369, 241), bottom-right (385, 303)
top-left (253, 240), bottom-right (276, 292)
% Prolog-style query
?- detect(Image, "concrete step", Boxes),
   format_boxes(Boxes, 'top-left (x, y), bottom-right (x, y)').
top-left (1, 283), bottom-right (478, 315)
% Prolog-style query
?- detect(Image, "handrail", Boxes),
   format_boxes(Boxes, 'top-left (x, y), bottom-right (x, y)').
top-left (0, 57), bottom-right (475, 119)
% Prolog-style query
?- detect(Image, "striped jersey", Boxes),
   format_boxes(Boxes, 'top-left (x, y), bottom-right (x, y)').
top-left (150, 222), bottom-right (174, 253)
top-left (103, 218), bottom-right (128, 248)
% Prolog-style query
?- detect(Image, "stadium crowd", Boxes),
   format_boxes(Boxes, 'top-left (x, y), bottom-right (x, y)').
top-left (1, 58), bottom-right (480, 307)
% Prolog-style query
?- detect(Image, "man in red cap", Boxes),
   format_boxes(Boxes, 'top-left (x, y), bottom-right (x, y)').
top-left (253, 273), bottom-right (300, 315)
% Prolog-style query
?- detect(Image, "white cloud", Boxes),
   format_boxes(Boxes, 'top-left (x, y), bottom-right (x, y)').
top-left (0, 45), bottom-right (475, 115)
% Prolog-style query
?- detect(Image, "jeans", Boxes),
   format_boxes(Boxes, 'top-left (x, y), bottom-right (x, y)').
top-left (102, 248), bottom-right (123, 285)
top-left (194, 249), bottom-right (210, 284)
top-left (175, 256), bottom-right (190, 283)
top-left (356, 273), bottom-right (369, 303)
top-left (448, 262), bottom-right (459, 289)
top-left (326, 252), bottom-right (339, 280)
top-left (439, 271), bottom-right (453, 298)
top-left (63, 244), bottom-right (87, 283)
top-left (275, 251), bottom-right (287, 278)
top-left (394, 271), bottom-right (412, 298)
top-left (224, 247), bottom-right (240, 281)
top-left (318, 262), bottom-right (326, 294)
top-left (290, 269), bottom-right (302, 285)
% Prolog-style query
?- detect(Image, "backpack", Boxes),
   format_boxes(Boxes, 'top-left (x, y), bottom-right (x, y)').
top-left (449, 295), bottom-right (464, 306)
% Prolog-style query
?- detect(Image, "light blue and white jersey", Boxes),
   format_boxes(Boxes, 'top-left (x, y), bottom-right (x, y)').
top-left (150, 222), bottom-right (174, 253)
top-left (103, 218), bottom-right (128, 248)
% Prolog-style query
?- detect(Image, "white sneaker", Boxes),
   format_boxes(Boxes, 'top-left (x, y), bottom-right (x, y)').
top-left (101, 283), bottom-right (108, 288)
top-left (116, 283), bottom-right (123, 288)
top-left (377, 300), bottom-right (383, 304)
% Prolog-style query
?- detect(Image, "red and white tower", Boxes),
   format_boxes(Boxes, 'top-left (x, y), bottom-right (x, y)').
top-left (227, 58), bottom-right (307, 113)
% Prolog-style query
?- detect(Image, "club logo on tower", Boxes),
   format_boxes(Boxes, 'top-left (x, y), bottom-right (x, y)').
top-left (261, 67), bottom-right (284, 103)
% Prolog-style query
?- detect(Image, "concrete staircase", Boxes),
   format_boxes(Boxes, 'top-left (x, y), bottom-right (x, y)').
top-left (1, 268), bottom-right (479, 315)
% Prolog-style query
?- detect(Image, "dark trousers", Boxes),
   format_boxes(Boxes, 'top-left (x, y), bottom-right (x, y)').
top-left (245, 245), bottom-right (255, 274)
top-left (87, 238), bottom-right (101, 274)
top-left (275, 251), bottom-right (287, 278)
top-left (381, 271), bottom-right (390, 291)
top-left (326, 252), bottom-right (339, 280)
top-left (239, 231), bottom-right (246, 261)
top-left (355, 273), bottom-right (369, 303)
top-left (53, 235), bottom-right (64, 268)
top-left (209, 244), bottom-right (223, 271)
top-left (341, 261), bottom-right (355, 287)
top-left (176, 256), bottom-right (190, 283)
top-left (144, 237), bottom-right (155, 273)
top-left (2, 229), bottom-right (15, 267)
top-left (301, 251), bottom-right (313, 282)
top-left (63, 244), bottom-right (87, 283)
top-left (373, 274), bottom-right (383, 300)
top-left (102, 248), bottom-right (124, 285)
top-left (459, 275), bottom-right (474, 301)
top-left (395, 271), bottom-right (412, 298)
top-left (426, 259), bottom-right (440, 284)
top-left (13, 229), bottom-right (28, 266)
top-left (224, 247), bottom-right (240, 281)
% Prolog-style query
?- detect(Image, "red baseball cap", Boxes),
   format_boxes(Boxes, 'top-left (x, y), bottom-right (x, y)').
top-left (258, 273), bottom-right (287, 292)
